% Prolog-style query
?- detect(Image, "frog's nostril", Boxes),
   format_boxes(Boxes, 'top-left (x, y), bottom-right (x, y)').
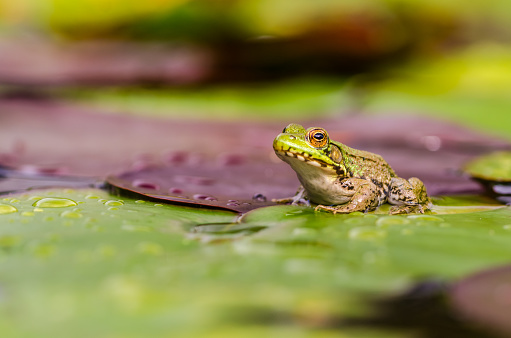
top-left (289, 135), bottom-right (296, 140)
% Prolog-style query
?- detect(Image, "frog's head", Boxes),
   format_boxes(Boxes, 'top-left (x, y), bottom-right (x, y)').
top-left (273, 123), bottom-right (346, 177)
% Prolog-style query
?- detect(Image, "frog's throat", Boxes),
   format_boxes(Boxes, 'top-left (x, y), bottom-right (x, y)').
top-left (274, 147), bottom-right (340, 173)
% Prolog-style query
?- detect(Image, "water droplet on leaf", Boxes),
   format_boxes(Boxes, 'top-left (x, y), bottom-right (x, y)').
top-left (0, 204), bottom-right (17, 215)
top-left (252, 193), bottom-right (267, 202)
top-left (132, 179), bottom-right (160, 190)
top-left (33, 197), bottom-right (77, 208)
top-left (168, 187), bottom-right (183, 194)
top-left (105, 200), bottom-right (124, 207)
top-left (60, 211), bottom-right (83, 219)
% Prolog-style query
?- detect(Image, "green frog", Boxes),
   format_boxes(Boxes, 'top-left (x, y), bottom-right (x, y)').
top-left (273, 123), bottom-right (431, 214)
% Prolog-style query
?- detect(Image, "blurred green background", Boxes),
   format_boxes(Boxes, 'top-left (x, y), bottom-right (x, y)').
top-left (0, 0), bottom-right (510, 137)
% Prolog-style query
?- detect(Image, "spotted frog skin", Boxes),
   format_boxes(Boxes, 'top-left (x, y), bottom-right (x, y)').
top-left (273, 123), bottom-right (431, 214)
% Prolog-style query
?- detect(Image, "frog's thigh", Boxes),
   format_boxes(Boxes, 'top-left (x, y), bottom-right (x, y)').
top-left (408, 177), bottom-right (430, 205)
top-left (388, 177), bottom-right (430, 214)
top-left (315, 178), bottom-right (379, 214)
top-left (388, 177), bottom-right (429, 205)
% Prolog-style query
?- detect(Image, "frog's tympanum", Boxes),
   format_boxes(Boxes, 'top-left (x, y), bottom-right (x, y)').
top-left (273, 124), bottom-right (431, 214)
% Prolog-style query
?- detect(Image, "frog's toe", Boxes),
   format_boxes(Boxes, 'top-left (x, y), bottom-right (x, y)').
top-left (292, 197), bottom-right (310, 206)
top-left (315, 204), bottom-right (355, 214)
top-left (389, 204), bottom-right (425, 215)
top-left (389, 206), bottom-right (405, 215)
top-left (314, 205), bottom-right (334, 213)
top-left (272, 196), bottom-right (311, 206)
top-left (272, 197), bottom-right (293, 204)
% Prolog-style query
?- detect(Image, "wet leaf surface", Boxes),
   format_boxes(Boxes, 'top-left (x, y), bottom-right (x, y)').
top-left (0, 189), bottom-right (509, 337)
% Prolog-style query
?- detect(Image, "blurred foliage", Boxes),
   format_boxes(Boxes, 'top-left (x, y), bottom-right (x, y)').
top-left (65, 77), bottom-right (349, 120)
top-left (65, 43), bottom-right (511, 139)
top-left (1, 0), bottom-right (510, 42)
top-left (0, 0), bottom-right (504, 135)
top-left (364, 43), bottom-right (511, 139)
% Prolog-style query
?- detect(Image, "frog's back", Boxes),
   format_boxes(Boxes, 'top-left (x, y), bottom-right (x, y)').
top-left (336, 141), bottom-right (396, 182)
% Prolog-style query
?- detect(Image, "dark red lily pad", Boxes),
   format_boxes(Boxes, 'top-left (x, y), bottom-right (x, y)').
top-left (0, 99), bottom-right (276, 177)
top-left (1, 98), bottom-right (510, 210)
top-left (106, 159), bottom-right (297, 213)
top-left (450, 265), bottom-right (511, 336)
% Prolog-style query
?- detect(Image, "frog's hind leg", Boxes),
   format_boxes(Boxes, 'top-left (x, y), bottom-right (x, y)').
top-left (388, 177), bottom-right (431, 215)
top-left (272, 185), bottom-right (310, 206)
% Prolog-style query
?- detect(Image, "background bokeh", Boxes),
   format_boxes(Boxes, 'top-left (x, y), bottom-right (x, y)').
top-left (0, 0), bottom-right (510, 137)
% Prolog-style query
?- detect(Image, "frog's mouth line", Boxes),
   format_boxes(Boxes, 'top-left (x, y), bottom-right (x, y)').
top-left (275, 147), bottom-right (336, 171)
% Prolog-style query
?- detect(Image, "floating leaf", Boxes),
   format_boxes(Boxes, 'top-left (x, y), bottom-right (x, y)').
top-left (106, 161), bottom-right (295, 213)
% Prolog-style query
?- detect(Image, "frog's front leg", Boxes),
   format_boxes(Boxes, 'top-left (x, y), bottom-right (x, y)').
top-left (315, 178), bottom-right (380, 214)
top-left (388, 177), bottom-right (431, 215)
top-left (272, 185), bottom-right (310, 206)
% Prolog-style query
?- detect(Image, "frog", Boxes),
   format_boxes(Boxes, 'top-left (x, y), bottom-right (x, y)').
top-left (273, 123), bottom-right (431, 214)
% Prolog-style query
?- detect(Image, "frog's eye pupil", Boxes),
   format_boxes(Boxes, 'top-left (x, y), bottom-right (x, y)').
top-left (313, 132), bottom-right (324, 141)
top-left (307, 128), bottom-right (328, 148)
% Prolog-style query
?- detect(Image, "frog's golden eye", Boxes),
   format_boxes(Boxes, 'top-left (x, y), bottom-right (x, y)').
top-left (306, 128), bottom-right (328, 148)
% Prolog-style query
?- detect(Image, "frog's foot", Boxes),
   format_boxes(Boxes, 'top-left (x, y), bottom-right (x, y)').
top-left (271, 185), bottom-right (310, 206)
top-left (272, 197), bottom-right (310, 206)
top-left (388, 177), bottom-right (431, 214)
top-left (389, 204), bottom-right (425, 215)
top-left (272, 197), bottom-right (293, 204)
top-left (314, 204), bottom-right (356, 214)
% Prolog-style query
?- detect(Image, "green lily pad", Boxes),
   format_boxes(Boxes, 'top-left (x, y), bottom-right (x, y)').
top-left (463, 152), bottom-right (511, 204)
top-left (464, 151), bottom-right (511, 182)
top-left (0, 189), bottom-right (510, 337)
